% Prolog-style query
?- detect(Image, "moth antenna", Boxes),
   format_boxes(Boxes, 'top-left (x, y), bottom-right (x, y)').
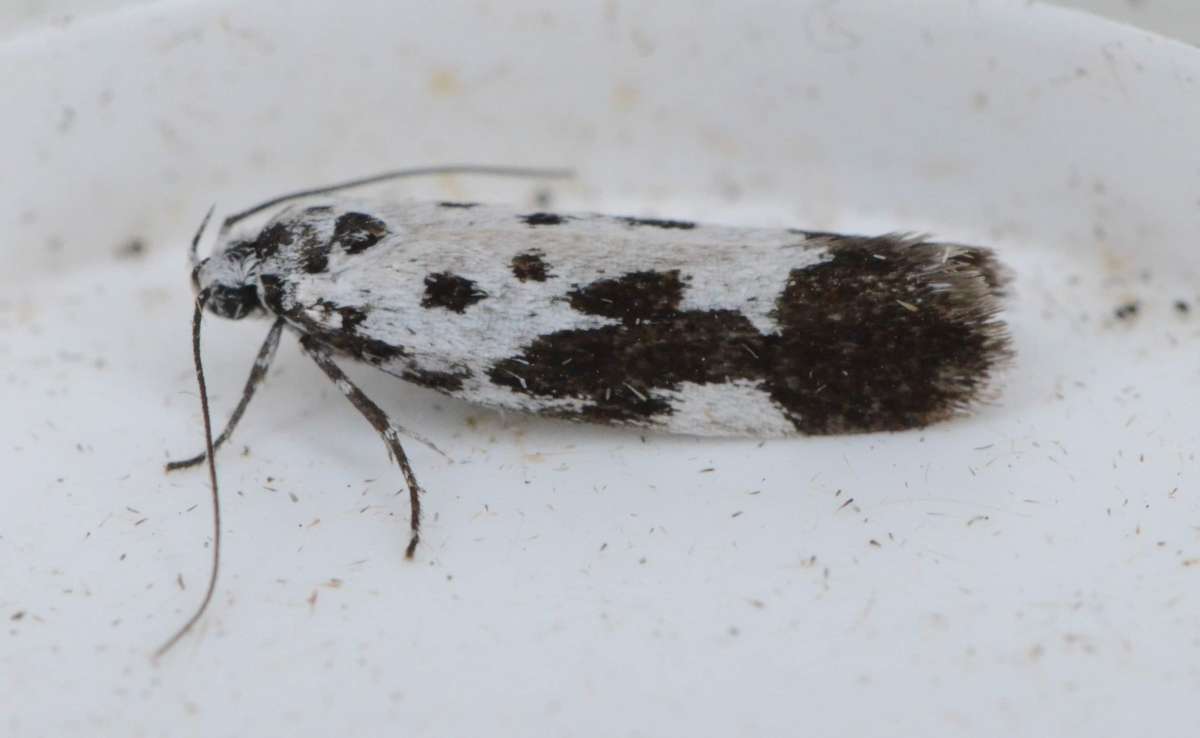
top-left (218, 164), bottom-right (574, 236)
top-left (154, 289), bottom-right (222, 661)
top-left (164, 318), bottom-right (286, 472)
top-left (188, 205), bottom-right (216, 269)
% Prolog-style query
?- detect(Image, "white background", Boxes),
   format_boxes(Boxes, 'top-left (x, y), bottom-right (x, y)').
top-left (4, 1), bottom-right (1200, 736)
top-left (9, 0), bottom-right (1200, 45)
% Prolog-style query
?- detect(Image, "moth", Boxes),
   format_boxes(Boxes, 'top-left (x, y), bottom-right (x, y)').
top-left (158, 165), bottom-right (1012, 656)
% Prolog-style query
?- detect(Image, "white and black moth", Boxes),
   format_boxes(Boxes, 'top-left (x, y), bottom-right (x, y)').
top-left (158, 165), bottom-right (1012, 656)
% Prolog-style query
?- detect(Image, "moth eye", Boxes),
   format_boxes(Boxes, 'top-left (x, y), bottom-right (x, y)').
top-left (206, 283), bottom-right (261, 320)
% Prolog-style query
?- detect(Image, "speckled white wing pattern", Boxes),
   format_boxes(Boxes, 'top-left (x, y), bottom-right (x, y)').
top-left (207, 199), bottom-right (1010, 436)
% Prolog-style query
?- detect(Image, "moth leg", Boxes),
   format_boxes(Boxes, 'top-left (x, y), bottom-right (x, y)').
top-left (299, 335), bottom-right (424, 558)
top-left (166, 318), bottom-right (286, 472)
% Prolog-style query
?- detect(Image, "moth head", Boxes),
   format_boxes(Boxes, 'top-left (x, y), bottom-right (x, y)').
top-left (184, 206), bottom-right (262, 320)
top-left (192, 241), bottom-right (263, 320)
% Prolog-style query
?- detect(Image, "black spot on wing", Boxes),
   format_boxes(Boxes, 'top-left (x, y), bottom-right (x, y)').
top-left (302, 254), bottom-right (328, 274)
top-left (568, 270), bottom-right (684, 325)
top-left (248, 219), bottom-right (328, 273)
top-left (401, 366), bottom-right (473, 392)
top-left (764, 237), bottom-right (1010, 434)
top-left (521, 212), bottom-right (570, 227)
top-left (421, 272), bottom-right (487, 313)
top-left (618, 216), bottom-right (696, 230)
top-left (489, 311), bottom-right (766, 424)
top-left (250, 223), bottom-right (294, 261)
top-left (511, 250), bottom-right (551, 282)
top-left (333, 212), bottom-right (389, 255)
top-left (438, 201), bottom-right (479, 209)
top-left (300, 248), bottom-right (328, 273)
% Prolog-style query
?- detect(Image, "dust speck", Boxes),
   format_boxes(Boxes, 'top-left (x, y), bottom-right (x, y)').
top-left (428, 68), bottom-right (462, 96)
